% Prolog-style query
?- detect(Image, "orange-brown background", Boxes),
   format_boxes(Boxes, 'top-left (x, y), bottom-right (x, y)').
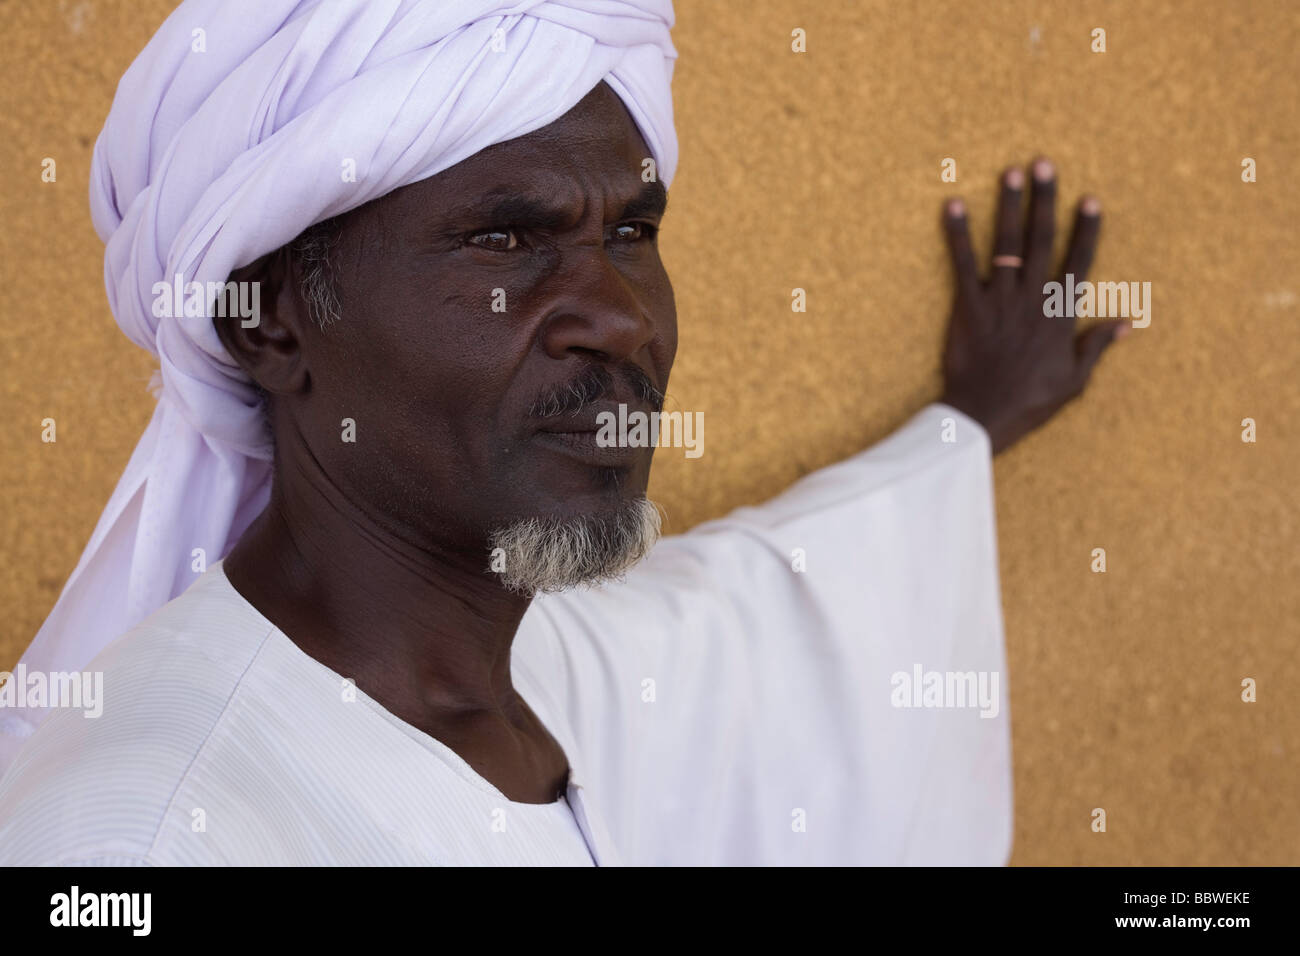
top-left (1, 0), bottom-right (1296, 864)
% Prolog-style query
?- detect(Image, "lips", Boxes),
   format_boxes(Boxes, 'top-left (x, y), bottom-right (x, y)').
top-left (532, 400), bottom-right (652, 467)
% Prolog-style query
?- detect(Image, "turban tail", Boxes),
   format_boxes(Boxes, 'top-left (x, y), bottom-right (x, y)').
top-left (0, 0), bottom-right (677, 769)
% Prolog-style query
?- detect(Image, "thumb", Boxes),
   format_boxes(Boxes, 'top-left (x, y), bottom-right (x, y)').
top-left (1074, 320), bottom-right (1128, 384)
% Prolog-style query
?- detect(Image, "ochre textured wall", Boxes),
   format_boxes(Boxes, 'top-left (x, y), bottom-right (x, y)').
top-left (1, 1), bottom-right (1296, 865)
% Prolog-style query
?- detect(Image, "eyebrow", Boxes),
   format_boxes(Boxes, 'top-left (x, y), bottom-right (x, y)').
top-left (619, 180), bottom-right (669, 220)
top-left (445, 180), bottom-right (668, 231)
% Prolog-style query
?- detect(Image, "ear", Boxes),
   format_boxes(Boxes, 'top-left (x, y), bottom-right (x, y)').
top-left (213, 246), bottom-right (312, 395)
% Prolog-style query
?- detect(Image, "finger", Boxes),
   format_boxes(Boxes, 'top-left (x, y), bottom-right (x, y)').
top-left (943, 198), bottom-right (981, 304)
top-left (1060, 196), bottom-right (1102, 286)
top-left (990, 166), bottom-right (1025, 295)
top-left (1022, 157), bottom-right (1056, 287)
top-left (1073, 319), bottom-right (1128, 391)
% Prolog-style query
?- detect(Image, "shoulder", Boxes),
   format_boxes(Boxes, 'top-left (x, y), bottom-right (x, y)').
top-left (0, 563), bottom-right (275, 865)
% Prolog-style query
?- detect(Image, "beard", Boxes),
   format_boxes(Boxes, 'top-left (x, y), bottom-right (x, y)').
top-left (488, 496), bottom-right (663, 596)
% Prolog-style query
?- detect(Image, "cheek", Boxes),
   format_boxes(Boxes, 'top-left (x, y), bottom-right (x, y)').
top-left (344, 319), bottom-right (527, 485)
top-left (651, 273), bottom-right (678, 373)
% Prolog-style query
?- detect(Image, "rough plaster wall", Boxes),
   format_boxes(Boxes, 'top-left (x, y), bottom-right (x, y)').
top-left (1, 0), bottom-right (1295, 864)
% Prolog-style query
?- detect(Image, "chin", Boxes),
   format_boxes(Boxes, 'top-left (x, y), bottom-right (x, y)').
top-left (487, 494), bottom-right (663, 596)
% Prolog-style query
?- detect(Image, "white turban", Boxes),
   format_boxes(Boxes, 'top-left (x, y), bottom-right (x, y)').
top-left (0, 0), bottom-right (677, 771)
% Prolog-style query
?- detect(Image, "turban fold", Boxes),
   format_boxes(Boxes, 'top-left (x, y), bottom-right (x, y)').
top-left (0, 0), bottom-right (677, 771)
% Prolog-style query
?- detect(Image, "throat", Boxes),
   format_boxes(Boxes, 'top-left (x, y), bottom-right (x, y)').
top-left (413, 701), bottom-right (571, 804)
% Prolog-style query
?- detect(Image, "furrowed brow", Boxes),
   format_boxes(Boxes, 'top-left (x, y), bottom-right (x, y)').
top-left (472, 192), bottom-right (573, 230)
top-left (618, 180), bottom-right (668, 220)
top-left (443, 180), bottom-right (666, 231)
top-left (441, 188), bottom-right (569, 231)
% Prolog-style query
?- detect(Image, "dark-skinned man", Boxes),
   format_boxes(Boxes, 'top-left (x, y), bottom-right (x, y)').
top-left (0, 0), bottom-right (1122, 865)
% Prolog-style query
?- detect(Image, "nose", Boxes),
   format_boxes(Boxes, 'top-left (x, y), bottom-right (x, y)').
top-left (536, 244), bottom-right (658, 364)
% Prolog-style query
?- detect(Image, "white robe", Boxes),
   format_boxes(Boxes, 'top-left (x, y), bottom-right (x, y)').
top-left (0, 402), bottom-right (1011, 866)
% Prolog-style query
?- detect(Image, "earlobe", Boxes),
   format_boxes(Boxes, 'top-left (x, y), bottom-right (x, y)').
top-left (213, 247), bottom-right (310, 395)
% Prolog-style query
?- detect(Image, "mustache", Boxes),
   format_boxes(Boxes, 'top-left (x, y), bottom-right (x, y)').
top-left (528, 363), bottom-right (665, 419)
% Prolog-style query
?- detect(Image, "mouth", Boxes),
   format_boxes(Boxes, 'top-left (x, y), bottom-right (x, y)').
top-left (532, 400), bottom-right (653, 468)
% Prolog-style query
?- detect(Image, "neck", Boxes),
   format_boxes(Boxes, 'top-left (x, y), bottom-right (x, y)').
top-left (223, 445), bottom-right (533, 725)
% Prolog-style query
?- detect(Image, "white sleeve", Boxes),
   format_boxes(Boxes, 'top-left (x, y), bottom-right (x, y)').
top-left (519, 402), bottom-right (1013, 865)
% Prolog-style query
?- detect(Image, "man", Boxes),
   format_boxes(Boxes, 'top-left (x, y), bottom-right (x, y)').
top-left (0, 0), bottom-right (1123, 865)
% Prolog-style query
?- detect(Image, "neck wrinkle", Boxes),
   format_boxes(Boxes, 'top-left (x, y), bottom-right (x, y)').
top-left (227, 428), bottom-right (533, 720)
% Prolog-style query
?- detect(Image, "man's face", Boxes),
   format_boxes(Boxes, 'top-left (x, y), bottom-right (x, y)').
top-left (291, 81), bottom-right (676, 563)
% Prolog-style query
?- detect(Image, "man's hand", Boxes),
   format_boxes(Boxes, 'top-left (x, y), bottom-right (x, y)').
top-left (938, 157), bottom-right (1128, 454)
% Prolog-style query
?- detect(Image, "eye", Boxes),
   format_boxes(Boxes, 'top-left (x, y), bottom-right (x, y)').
top-left (466, 229), bottom-right (519, 251)
top-left (611, 222), bottom-right (658, 242)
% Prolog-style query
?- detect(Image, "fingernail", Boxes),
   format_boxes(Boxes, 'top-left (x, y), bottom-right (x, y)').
top-left (1033, 158), bottom-right (1055, 182)
top-left (1114, 322), bottom-right (1131, 339)
top-left (1004, 167), bottom-right (1024, 189)
top-left (1081, 196), bottom-right (1101, 215)
top-left (946, 198), bottom-right (966, 216)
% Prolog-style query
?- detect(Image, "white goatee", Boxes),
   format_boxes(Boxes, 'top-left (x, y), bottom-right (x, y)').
top-left (489, 497), bottom-right (663, 596)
